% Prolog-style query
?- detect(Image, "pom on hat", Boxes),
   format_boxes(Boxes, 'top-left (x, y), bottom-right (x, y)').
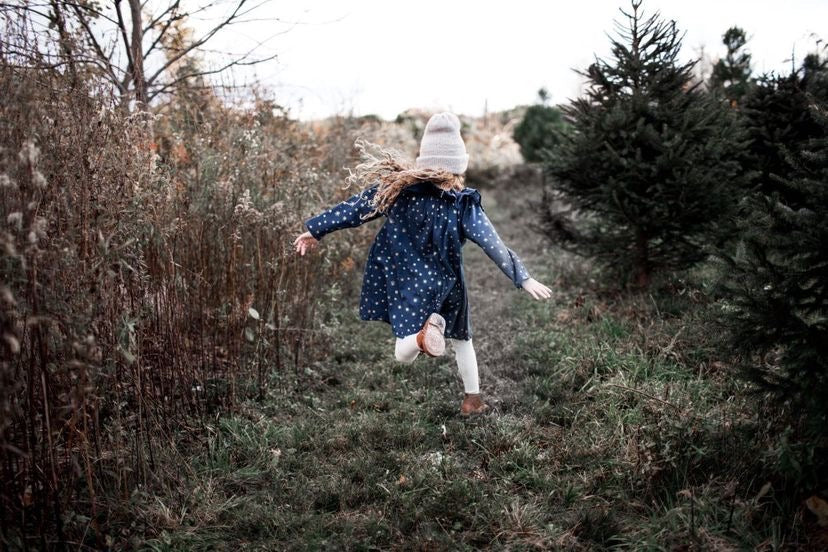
top-left (415, 112), bottom-right (469, 174)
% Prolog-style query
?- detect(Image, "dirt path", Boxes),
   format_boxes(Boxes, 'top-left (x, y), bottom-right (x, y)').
top-left (459, 181), bottom-right (561, 412)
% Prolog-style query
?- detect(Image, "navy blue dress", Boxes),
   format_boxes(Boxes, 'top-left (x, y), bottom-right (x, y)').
top-left (304, 181), bottom-right (530, 340)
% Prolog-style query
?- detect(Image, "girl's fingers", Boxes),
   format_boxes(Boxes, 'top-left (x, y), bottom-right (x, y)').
top-left (294, 236), bottom-right (318, 256)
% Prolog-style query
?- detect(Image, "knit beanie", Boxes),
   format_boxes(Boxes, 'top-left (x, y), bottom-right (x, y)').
top-left (415, 112), bottom-right (469, 174)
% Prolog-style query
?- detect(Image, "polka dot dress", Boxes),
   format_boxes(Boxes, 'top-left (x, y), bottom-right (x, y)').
top-left (304, 181), bottom-right (530, 340)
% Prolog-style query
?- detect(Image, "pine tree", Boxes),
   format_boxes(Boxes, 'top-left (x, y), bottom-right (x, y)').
top-left (741, 53), bottom-right (828, 203)
top-left (716, 97), bottom-right (828, 429)
top-left (513, 89), bottom-right (567, 163)
top-left (709, 27), bottom-right (754, 106)
top-left (542, 0), bottom-right (747, 287)
top-left (716, 54), bottom-right (828, 429)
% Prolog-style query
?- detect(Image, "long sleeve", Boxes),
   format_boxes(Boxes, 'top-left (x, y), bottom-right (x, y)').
top-left (461, 199), bottom-right (530, 288)
top-left (304, 185), bottom-right (382, 240)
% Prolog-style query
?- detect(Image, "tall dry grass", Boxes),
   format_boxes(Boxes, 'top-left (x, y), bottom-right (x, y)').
top-left (0, 19), bottom-right (362, 547)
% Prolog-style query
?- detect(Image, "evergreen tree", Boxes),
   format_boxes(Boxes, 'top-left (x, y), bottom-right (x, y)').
top-left (542, 0), bottom-right (747, 287)
top-left (716, 52), bottom-right (828, 431)
top-left (513, 89), bottom-right (566, 163)
top-left (709, 26), bottom-right (754, 106)
top-left (716, 96), bottom-right (828, 431)
top-left (741, 53), bottom-right (828, 204)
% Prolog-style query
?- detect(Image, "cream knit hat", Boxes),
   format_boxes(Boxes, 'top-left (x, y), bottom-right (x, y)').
top-left (415, 112), bottom-right (469, 174)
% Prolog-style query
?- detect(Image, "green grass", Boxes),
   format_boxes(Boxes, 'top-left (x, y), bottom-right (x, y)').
top-left (127, 184), bottom-right (820, 551)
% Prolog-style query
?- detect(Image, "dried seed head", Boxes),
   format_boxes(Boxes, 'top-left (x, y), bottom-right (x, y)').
top-left (7, 212), bottom-right (22, 230)
top-left (32, 216), bottom-right (47, 238)
top-left (0, 174), bottom-right (15, 189)
top-left (0, 286), bottom-right (15, 306)
top-left (3, 333), bottom-right (20, 354)
top-left (18, 140), bottom-right (39, 166)
top-left (32, 170), bottom-right (47, 189)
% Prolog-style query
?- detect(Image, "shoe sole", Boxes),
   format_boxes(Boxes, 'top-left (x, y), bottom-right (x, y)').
top-left (460, 404), bottom-right (491, 417)
top-left (420, 313), bottom-right (446, 357)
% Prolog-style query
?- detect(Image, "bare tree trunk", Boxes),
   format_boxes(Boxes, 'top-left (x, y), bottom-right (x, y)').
top-left (634, 227), bottom-right (651, 288)
top-left (49, 1), bottom-right (79, 90)
top-left (128, 0), bottom-right (148, 109)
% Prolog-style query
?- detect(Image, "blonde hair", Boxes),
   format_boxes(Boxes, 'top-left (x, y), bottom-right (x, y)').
top-left (345, 138), bottom-right (465, 219)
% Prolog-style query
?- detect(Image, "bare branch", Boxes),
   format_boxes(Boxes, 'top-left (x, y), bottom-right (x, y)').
top-left (142, 0), bottom-right (179, 33)
top-left (0, 46), bottom-right (121, 75)
top-left (145, 0), bottom-right (252, 87)
top-left (147, 49), bottom-right (277, 101)
top-left (143, 2), bottom-right (183, 59)
top-left (113, 0), bottom-right (135, 78)
top-left (3, 0), bottom-right (279, 108)
top-left (0, 2), bottom-right (52, 20)
top-left (70, 3), bottom-right (126, 92)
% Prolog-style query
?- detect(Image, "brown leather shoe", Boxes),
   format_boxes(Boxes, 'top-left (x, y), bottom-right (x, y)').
top-left (460, 393), bottom-right (490, 417)
top-left (415, 313), bottom-right (446, 357)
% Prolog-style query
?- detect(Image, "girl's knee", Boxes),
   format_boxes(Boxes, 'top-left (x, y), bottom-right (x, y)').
top-left (449, 338), bottom-right (474, 352)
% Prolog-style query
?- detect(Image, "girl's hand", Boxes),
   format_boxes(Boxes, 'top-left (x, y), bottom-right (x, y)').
top-left (293, 231), bottom-right (319, 256)
top-left (521, 278), bottom-right (552, 300)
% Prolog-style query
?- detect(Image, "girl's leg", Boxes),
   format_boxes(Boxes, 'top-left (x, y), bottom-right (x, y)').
top-left (448, 338), bottom-right (479, 393)
top-left (395, 334), bottom-right (420, 364)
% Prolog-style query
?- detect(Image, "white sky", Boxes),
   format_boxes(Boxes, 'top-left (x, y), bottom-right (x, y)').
top-left (203, 0), bottom-right (827, 120)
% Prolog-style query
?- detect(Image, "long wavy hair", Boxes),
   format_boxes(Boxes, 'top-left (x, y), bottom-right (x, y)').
top-left (345, 138), bottom-right (466, 220)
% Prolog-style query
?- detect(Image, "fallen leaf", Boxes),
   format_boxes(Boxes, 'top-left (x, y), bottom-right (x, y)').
top-left (754, 482), bottom-right (772, 503)
top-left (806, 495), bottom-right (828, 527)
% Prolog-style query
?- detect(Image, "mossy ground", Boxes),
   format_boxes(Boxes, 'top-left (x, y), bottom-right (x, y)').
top-left (133, 182), bottom-right (820, 551)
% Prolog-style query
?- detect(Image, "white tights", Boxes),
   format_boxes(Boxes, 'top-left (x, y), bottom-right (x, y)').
top-left (394, 335), bottom-right (480, 394)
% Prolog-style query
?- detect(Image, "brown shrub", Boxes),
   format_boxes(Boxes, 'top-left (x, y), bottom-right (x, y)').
top-left (0, 31), bottom-right (361, 548)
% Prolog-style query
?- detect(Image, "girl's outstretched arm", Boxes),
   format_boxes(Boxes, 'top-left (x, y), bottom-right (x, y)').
top-left (461, 198), bottom-right (552, 300)
top-left (305, 185), bottom-right (382, 240)
top-left (294, 185), bottom-right (381, 255)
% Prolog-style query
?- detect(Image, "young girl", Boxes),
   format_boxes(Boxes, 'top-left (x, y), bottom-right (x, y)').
top-left (294, 112), bottom-right (552, 416)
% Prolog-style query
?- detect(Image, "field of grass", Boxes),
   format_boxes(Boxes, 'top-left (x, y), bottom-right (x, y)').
top-left (129, 181), bottom-right (820, 551)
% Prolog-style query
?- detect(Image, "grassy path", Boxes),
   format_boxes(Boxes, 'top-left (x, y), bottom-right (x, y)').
top-left (138, 181), bottom-right (791, 551)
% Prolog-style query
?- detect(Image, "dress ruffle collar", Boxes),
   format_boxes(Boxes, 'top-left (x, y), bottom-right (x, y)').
top-left (401, 182), bottom-right (482, 208)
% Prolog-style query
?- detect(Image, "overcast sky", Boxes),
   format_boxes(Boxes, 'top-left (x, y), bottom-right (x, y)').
top-left (205, 0), bottom-right (827, 120)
